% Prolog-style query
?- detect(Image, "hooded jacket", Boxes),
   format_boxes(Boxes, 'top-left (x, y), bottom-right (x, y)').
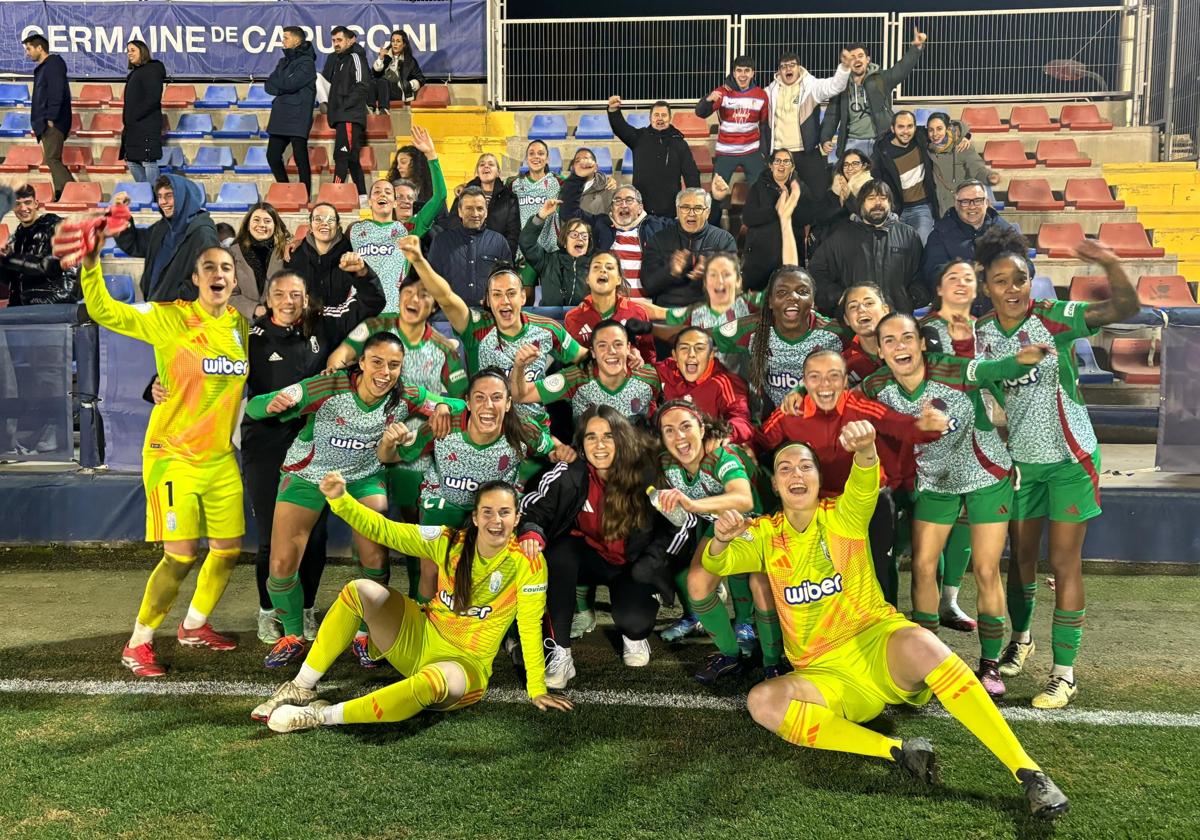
top-left (608, 109), bottom-right (701, 217)
top-left (120, 59), bottom-right (165, 163)
top-left (266, 41), bottom-right (317, 138)
top-left (763, 65), bottom-right (850, 155)
top-left (518, 215), bottom-right (590, 307)
top-left (280, 231), bottom-right (361, 308)
top-left (641, 221), bottom-right (738, 308)
top-left (321, 43), bottom-right (369, 127)
top-left (448, 177), bottom-right (521, 257)
top-left (926, 121), bottom-right (996, 215)
top-left (820, 45), bottom-right (926, 159)
top-left (871, 126), bottom-right (941, 216)
top-left (809, 212), bottom-right (926, 315)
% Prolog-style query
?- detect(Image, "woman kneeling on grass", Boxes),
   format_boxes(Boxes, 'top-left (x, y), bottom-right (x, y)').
top-left (254, 474), bottom-right (573, 731)
top-left (703, 423), bottom-right (1069, 819)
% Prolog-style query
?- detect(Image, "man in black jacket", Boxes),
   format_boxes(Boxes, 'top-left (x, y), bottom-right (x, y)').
top-left (871, 111), bottom-right (940, 244)
top-left (641, 188), bottom-right (737, 307)
top-left (322, 26), bottom-right (370, 204)
top-left (809, 179), bottom-right (925, 315)
top-left (0, 184), bottom-right (79, 305)
top-left (23, 34), bottom-right (74, 197)
top-left (266, 27), bottom-right (317, 199)
top-left (607, 97), bottom-right (700, 218)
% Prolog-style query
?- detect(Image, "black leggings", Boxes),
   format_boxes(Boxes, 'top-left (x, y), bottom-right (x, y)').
top-left (545, 535), bottom-right (659, 647)
top-left (266, 134), bottom-right (311, 199)
top-left (332, 121), bottom-right (367, 196)
top-left (242, 430), bottom-right (329, 611)
top-left (869, 488), bottom-right (899, 607)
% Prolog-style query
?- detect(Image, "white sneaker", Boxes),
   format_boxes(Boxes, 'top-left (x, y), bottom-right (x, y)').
top-left (303, 607), bottom-right (318, 641)
top-left (268, 700), bottom-right (330, 733)
top-left (252, 680), bottom-right (318, 722)
top-left (622, 636), bottom-right (651, 667)
top-left (543, 639), bottom-right (576, 689)
top-left (257, 609), bottom-right (282, 644)
top-left (570, 608), bottom-right (596, 639)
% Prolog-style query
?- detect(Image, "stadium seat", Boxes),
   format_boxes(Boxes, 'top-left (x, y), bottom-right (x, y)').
top-left (46, 182), bottom-right (102, 212)
top-left (1031, 275), bottom-right (1058, 301)
top-left (625, 113), bottom-right (650, 130)
top-left (1098, 223), bottom-right (1165, 258)
top-left (265, 182), bottom-right (309, 213)
top-left (167, 114), bottom-right (213, 139)
top-left (1074, 338), bottom-right (1113, 384)
top-left (0, 112), bottom-right (33, 137)
top-left (0, 224), bottom-right (8, 252)
top-left (209, 182), bottom-right (260, 212)
top-left (292, 223), bottom-right (310, 241)
top-left (693, 145), bottom-right (714, 174)
top-left (213, 113), bottom-right (263, 139)
top-left (1036, 139), bottom-right (1090, 167)
top-left (914, 108), bottom-right (933, 126)
top-left (520, 147), bottom-right (563, 174)
top-left (27, 181), bottom-right (53, 205)
top-left (961, 106), bottom-right (1006, 132)
top-left (40, 147), bottom-right (93, 173)
top-left (161, 84), bottom-right (197, 108)
top-left (67, 113), bottom-right (83, 136)
top-left (1064, 178), bottom-right (1125, 210)
top-left (86, 147), bottom-right (128, 174)
top-left (184, 146), bottom-right (234, 174)
top-left (1037, 223), bottom-right (1086, 257)
top-left (621, 148), bottom-right (633, 173)
top-left (1009, 105), bottom-right (1058, 132)
top-left (105, 274), bottom-right (136, 303)
top-left (157, 147), bottom-right (187, 172)
top-left (1069, 275), bottom-right (1111, 302)
top-left (233, 146), bottom-right (272, 174)
top-left (237, 84), bottom-right (274, 108)
top-left (75, 84), bottom-right (115, 108)
top-left (0, 145), bottom-right (43, 172)
top-left (528, 115), bottom-right (568, 140)
top-left (1109, 338), bottom-right (1160, 384)
top-left (287, 145), bottom-right (328, 175)
top-left (983, 140), bottom-right (1035, 169)
top-left (360, 146), bottom-right (378, 172)
top-left (1137, 275), bottom-right (1195, 308)
top-left (366, 113), bottom-right (392, 140)
top-left (308, 114), bottom-right (336, 139)
top-left (109, 181), bottom-right (154, 210)
top-left (196, 84), bottom-right (239, 108)
top-left (412, 85), bottom-right (450, 108)
top-left (314, 182), bottom-right (360, 212)
top-left (78, 112), bottom-right (123, 138)
top-left (575, 114), bottom-right (614, 140)
top-left (672, 112), bottom-right (709, 138)
top-left (0, 82), bottom-right (31, 106)
top-left (1059, 104), bottom-right (1113, 131)
top-left (1006, 178), bottom-right (1064, 211)
top-left (593, 146), bottom-right (613, 175)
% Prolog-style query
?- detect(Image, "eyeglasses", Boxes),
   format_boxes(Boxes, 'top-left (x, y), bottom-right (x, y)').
top-left (311, 215), bottom-right (337, 225)
top-left (679, 205), bottom-right (708, 215)
top-left (566, 231), bottom-right (589, 241)
top-left (843, 160), bottom-right (865, 171)
top-left (778, 61), bottom-right (798, 70)
top-left (956, 197), bottom-right (987, 208)
top-left (771, 159), bottom-right (794, 167)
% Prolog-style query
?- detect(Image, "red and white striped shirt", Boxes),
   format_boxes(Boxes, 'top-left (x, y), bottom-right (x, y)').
top-left (712, 86), bottom-right (770, 156)
top-left (612, 227), bottom-right (645, 298)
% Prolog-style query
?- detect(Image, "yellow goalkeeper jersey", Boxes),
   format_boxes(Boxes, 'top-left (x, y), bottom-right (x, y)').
top-left (703, 460), bottom-right (897, 669)
top-left (329, 494), bottom-right (551, 697)
top-left (81, 263), bottom-right (248, 464)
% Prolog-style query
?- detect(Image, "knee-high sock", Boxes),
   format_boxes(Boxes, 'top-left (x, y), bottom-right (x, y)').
top-left (304, 581), bottom-right (369, 676)
top-left (978, 614), bottom-right (1006, 662)
top-left (912, 611), bottom-right (940, 634)
top-left (941, 523), bottom-right (972, 589)
top-left (575, 585), bottom-right (591, 613)
top-left (729, 574), bottom-right (754, 626)
top-left (1006, 564), bottom-right (1037, 635)
top-left (755, 607), bottom-right (783, 667)
top-left (136, 551), bottom-right (197, 630)
top-left (692, 591), bottom-right (739, 657)
top-left (341, 664), bottom-right (449, 725)
top-left (926, 654), bottom-right (1039, 780)
top-left (1051, 608), bottom-right (1085, 668)
top-left (358, 565), bottom-right (389, 633)
top-left (268, 572), bottom-right (304, 637)
top-left (777, 699), bottom-right (899, 760)
top-left (188, 546), bottom-right (241, 620)
top-left (672, 567), bottom-right (695, 618)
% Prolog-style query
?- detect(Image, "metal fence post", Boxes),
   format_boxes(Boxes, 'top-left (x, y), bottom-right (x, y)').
top-left (1162, 0), bottom-right (1179, 158)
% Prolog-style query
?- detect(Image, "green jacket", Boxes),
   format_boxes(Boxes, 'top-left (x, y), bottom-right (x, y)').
top-left (519, 215), bottom-right (591, 307)
top-left (820, 45), bottom-right (925, 158)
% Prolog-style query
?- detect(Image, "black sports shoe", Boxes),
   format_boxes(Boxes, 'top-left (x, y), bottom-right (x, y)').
top-left (891, 737), bottom-right (938, 785)
top-left (694, 652), bottom-right (743, 685)
top-left (1017, 768), bottom-right (1070, 819)
top-left (762, 661), bottom-right (794, 680)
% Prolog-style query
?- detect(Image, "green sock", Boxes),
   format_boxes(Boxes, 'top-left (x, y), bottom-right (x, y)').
top-left (673, 567), bottom-right (696, 617)
top-left (1006, 570), bottom-right (1038, 634)
top-left (1051, 608), bottom-right (1085, 668)
top-left (755, 607), bottom-right (783, 667)
top-left (267, 572), bottom-right (304, 637)
top-left (978, 614), bottom-right (1006, 662)
top-left (575, 585), bottom-right (591, 613)
top-left (942, 522), bottom-right (972, 588)
top-left (912, 611), bottom-right (940, 634)
top-left (404, 555), bottom-right (421, 599)
top-left (729, 574), bottom-right (754, 625)
top-left (358, 565), bottom-right (390, 633)
top-left (692, 591), bottom-right (739, 657)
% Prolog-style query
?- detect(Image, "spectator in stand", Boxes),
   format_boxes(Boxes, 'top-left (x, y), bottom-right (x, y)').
top-left (427, 185), bottom-right (512, 305)
top-left (281, 202), bottom-right (372, 306)
top-left (607, 97), bottom-right (700, 218)
top-left (22, 34), bottom-right (74, 198)
top-left (0, 183), bottom-right (78, 305)
top-left (872, 110), bottom-right (940, 244)
top-left (229, 203), bottom-right (289, 320)
top-left (112, 174), bottom-right (220, 302)
top-left (820, 28), bottom-right (928, 161)
top-left (322, 25), bottom-right (370, 206)
top-left (815, 149), bottom-right (875, 245)
top-left (386, 143), bottom-right (436, 209)
top-left (565, 250), bottom-right (657, 362)
top-left (571, 148), bottom-right (617, 217)
top-left (265, 26), bottom-right (317, 200)
top-left (520, 199), bottom-right (594, 307)
top-left (925, 113), bottom-right (1001, 215)
top-left (371, 29), bottom-right (425, 114)
top-left (741, 151), bottom-right (832, 289)
top-left (809, 178), bottom-right (924, 315)
top-left (120, 40), bottom-right (165, 185)
top-left (764, 50), bottom-right (851, 195)
top-left (450, 153), bottom-right (520, 257)
top-left (642, 187), bottom-right (737, 308)
top-left (922, 179), bottom-right (1024, 298)
top-left (695, 55), bottom-right (770, 189)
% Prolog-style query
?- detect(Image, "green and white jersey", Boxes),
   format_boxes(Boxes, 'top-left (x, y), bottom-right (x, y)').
top-left (396, 410), bottom-right (554, 508)
top-left (457, 309), bottom-right (584, 426)
top-left (862, 353), bottom-right (1029, 495)
top-left (975, 299), bottom-right (1100, 464)
top-left (712, 313), bottom-right (849, 408)
top-left (350, 220), bottom-right (411, 313)
top-left (535, 363), bottom-right (661, 420)
top-left (510, 173), bottom-right (562, 255)
top-left (659, 444), bottom-right (760, 509)
top-left (666, 293), bottom-right (761, 376)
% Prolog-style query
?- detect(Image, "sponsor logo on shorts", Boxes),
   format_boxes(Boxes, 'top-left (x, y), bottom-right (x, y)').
top-left (329, 437), bottom-right (376, 450)
top-left (438, 589), bottom-right (493, 619)
top-left (202, 356), bottom-right (248, 376)
top-left (782, 573), bottom-right (843, 606)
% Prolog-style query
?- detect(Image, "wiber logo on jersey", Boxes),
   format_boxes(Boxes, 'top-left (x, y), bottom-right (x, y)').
top-left (783, 573), bottom-right (844, 605)
top-left (202, 356), bottom-right (248, 376)
top-left (444, 475), bottom-right (480, 492)
top-left (358, 242), bottom-right (396, 257)
top-left (330, 437), bottom-right (378, 450)
top-left (438, 589), bottom-right (493, 618)
top-left (1003, 367), bottom-right (1040, 388)
top-left (768, 371), bottom-right (800, 390)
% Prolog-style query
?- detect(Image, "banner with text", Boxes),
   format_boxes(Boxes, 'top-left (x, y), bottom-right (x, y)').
top-left (0, 1), bottom-right (485, 79)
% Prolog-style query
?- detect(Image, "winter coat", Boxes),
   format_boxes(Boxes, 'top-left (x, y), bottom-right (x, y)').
top-left (608, 109), bottom-right (700, 218)
top-left (928, 144), bottom-right (995, 217)
top-left (519, 216), bottom-right (590, 307)
top-left (280, 232), bottom-right (362, 308)
top-left (266, 41), bottom-right (317, 138)
top-left (115, 180), bottom-right (220, 302)
top-left (0, 213), bottom-right (79, 305)
top-left (372, 50), bottom-right (426, 100)
top-left (426, 224), bottom-right (513, 306)
top-left (763, 65), bottom-right (850, 155)
top-left (739, 169), bottom-right (832, 290)
top-left (119, 59), bottom-right (165, 163)
top-left (920, 206), bottom-right (1024, 294)
top-left (809, 213), bottom-right (926, 315)
top-left (820, 46), bottom-right (926, 159)
top-left (871, 128), bottom-right (942, 216)
top-left (31, 54), bottom-right (71, 140)
top-left (641, 222), bottom-right (738, 308)
top-left (579, 176), bottom-right (616, 217)
top-left (321, 44), bottom-right (370, 127)
top-left (231, 241), bottom-right (286, 320)
top-left (449, 177), bottom-right (521, 257)
top-left (558, 173), bottom-right (672, 251)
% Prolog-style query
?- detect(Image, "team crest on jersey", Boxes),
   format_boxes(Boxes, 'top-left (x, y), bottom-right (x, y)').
top-left (718, 320), bottom-right (739, 338)
top-left (543, 373), bottom-right (566, 393)
top-left (231, 328), bottom-right (243, 348)
top-left (419, 525), bottom-right (442, 541)
top-left (497, 454), bottom-right (512, 472)
top-left (281, 383), bottom-right (304, 403)
top-left (630, 398), bottom-right (643, 414)
top-left (310, 336), bottom-right (320, 354)
top-left (165, 511), bottom-right (177, 532)
top-left (489, 570), bottom-right (503, 594)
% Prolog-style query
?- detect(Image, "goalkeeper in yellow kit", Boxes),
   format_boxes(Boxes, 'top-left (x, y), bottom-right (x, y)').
top-left (56, 223), bottom-right (248, 678)
top-left (703, 421), bottom-right (1069, 819)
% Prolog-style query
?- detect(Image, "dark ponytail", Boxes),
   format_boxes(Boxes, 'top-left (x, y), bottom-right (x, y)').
top-left (444, 480), bottom-right (518, 613)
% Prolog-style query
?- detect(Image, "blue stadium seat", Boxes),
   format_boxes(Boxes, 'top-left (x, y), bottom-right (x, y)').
top-left (528, 114), bottom-right (568, 140)
top-left (105, 274), bottom-right (136, 303)
top-left (183, 146), bottom-right (234, 174)
top-left (1031, 275), bottom-right (1058, 301)
top-left (593, 146), bottom-right (613, 175)
top-left (625, 113), bottom-right (650, 129)
top-left (110, 181), bottom-right (154, 211)
top-left (915, 108), bottom-right (934, 126)
top-left (167, 113), bottom-right (213, 139)
top-left (156, 146), bottom-right (187, 172)
top-left (213, 113), bottom-right (262, 139)
top-left (0, 83), bottom-right (31, 106)
top-left (209, 182), bottom-right (260, 212)
top-left (237, 84), bottom-right (274, 108)
top-left (100, 237), bottom-right (118, 257)
top-left (234, 146), bottom-right (273, 174)
top-left (519, 147), bottom-right (563, 174)
top-left (195, 84), bottom-right (238, 108)
top-left (621, 148), bottom-right (633, 173)
top-left (575, 114), bottom-right (614, 140)
top-left (0, 112), bottom-right (32, 137)
top-left (1074, 337), bottom-right (1113, 384)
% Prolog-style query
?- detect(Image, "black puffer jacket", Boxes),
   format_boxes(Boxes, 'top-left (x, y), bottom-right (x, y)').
top-left (0, 214), bottom-right (80, 305)
top-left (119, 59), bottom-right (165, 164)
top-left (321, 44), bottom-right (369, 127)
top-left (809, 213), bottom-right (926, 315)
top-left (266, 41), bottom-right (317, 138)
top-left (608, 109), bottom-right (701, 217)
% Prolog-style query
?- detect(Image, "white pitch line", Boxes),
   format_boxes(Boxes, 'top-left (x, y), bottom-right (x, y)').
top-left (2, 677), bottom-right (1199, 729)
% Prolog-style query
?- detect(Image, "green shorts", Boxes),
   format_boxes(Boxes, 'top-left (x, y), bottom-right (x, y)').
top-left (1013, 450), bottom-right (1102, 523)
top-left (277, 472), bottom-right (387, 512)
top-left (420, 494), bottom-right (471, 528)
top-left (914, 477), bottom-right (1013, 526)
top-left (385, 464), bottom-right (425, 508)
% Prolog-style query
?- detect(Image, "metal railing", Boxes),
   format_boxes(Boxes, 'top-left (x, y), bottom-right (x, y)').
top-left (740, 14), bottom-right (891, 84)
top-left (1146, 0), bottom-right (1199, 159)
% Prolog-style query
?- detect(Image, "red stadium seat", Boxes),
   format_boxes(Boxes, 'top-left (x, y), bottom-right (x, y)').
top-left (1064, 178), bottom-right (1124, 210)
top-left (983, 140), bottom-right (1036, 169)
top-left (45, 181), bottom-right (102, 211)
top-left (309, 114), bottom-right (336, 139)
top-left (1009, 105), bottom-right (1058, 132)
top-left (1036, 139), bottom-right (1090, 167)
top-left (1137, 275), bottom-right (1194, 307)
top-left (0, 145), bottom-right (43, 172)
top-left (366, 113), bottom-right (392, 140)
top-left (961, 106), bottom-right (1006, 132)
top-left (1109, 338), bottom-right (1160, 384)
top-left (110, 85), bottom-right (127, 108)
top-left (412, 85), bottom-right (450, 108)
top-left (287, 145), bottom-right (328, 175)
top-left (672, 112), bottom-right (710, 138)
top-left (1037, 223), bottom-right (1086, 257)
top-left (1098, 223), bottom-right (1165, 258)
top-left (360, 145), bottom-right (378, 172)
top-left (75, 84), bottom-right (115, 108)
top-left (292, 223), bottom-right (310, 241)
top-left (1006, 178), bottom-right (1064, 210)
top-left (28, 181), bottom-right (54, 205)
top-left (85, 146), bottom-right (128, 174)
top-left (1059, 104), bottom-right (1113, 131)
top-left (162, 84), bottom-right (197, 108)
top-left (314, 182), bottom-right (359, 212)
top-left (68, 113), bottom-right (83, 135)
top-left (265, 182), bottom-right (309, 213)
top-left (1068, 275), bottom-right (1111, 302)
top-left (692, 145), bottom-right (713, 174)
top-left (40, 146), bottom-right (93, 173)
top-left (78, 112), bottom-right (124, 138)
top-left (0, 223), bottom-right (8, 251)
